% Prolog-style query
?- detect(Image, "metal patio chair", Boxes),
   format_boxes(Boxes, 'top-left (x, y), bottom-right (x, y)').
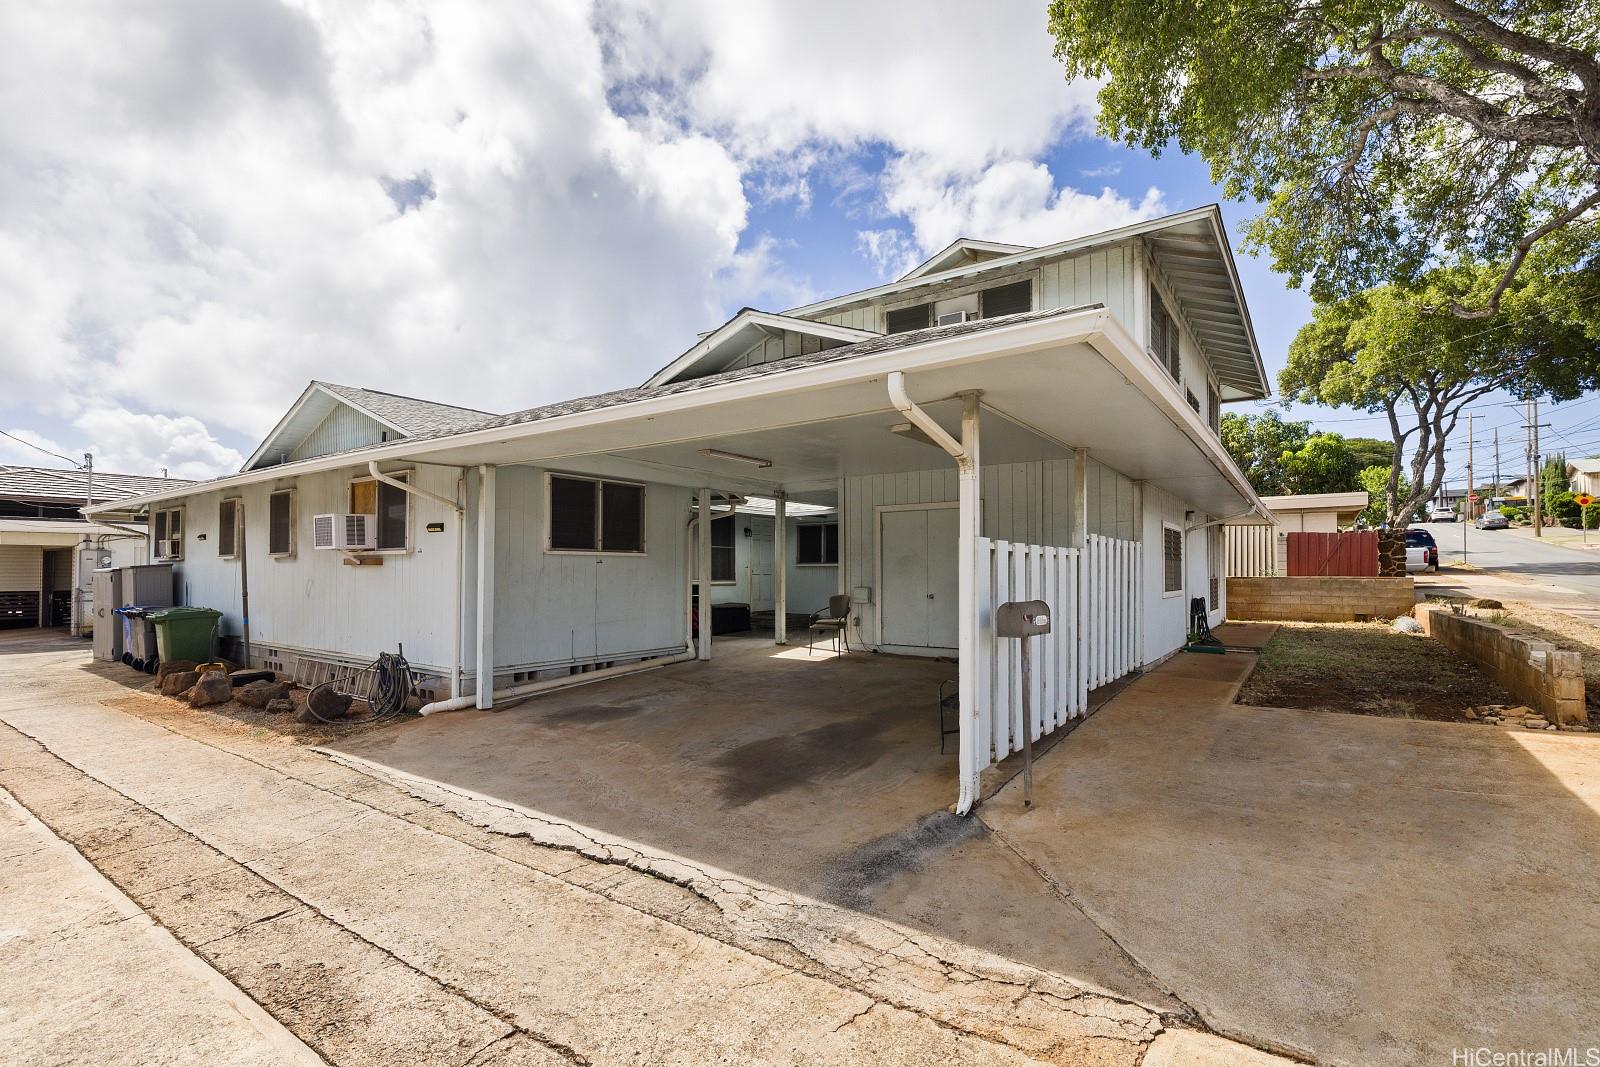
top-left (806, 594), bottom-right (852, 654)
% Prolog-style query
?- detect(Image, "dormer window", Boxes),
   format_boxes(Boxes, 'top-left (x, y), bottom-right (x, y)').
top-left (980, 280), bottom-right (1031, 318)
top-left (1149, 286), bottom-right (1180, 381)
top-left (886, 304), bottom-right (931, 334)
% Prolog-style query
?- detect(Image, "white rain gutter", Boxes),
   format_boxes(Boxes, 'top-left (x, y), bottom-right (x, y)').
top-left (368, 461), bottom-right (467, 704)
top-left (887, 371), bottom-right (968, 467)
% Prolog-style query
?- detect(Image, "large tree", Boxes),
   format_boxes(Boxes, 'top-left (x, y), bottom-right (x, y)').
top-left (1047, 0), bottom-right (1600, 317)
top-left (1282, 264), bottom-right (1600, 524)
top-left (1220, 411), bottom-right (1311, 494)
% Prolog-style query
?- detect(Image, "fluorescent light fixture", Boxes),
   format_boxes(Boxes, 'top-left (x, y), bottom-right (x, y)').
top-left (697, 447), bottom-right (772, 468)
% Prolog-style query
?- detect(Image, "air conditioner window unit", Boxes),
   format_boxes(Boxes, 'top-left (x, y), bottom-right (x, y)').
top-left (312, 513), bottom-right (376, 551)
top-left (936, 310), bottom-right (974, 326)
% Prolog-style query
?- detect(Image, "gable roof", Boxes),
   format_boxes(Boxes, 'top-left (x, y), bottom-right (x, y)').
top-left (899, 238), bottom-right (1030, 281)
top-left (1567, 457), bottom-right (1600, 474)
top-left (0, 464), bottom-right (192, 503)
top-left (643, 309), bottom-right (879, 388)
top-left (782, 205), bottom-right (1270, 400)
top-left (242, 381), bottom-right (496, 471)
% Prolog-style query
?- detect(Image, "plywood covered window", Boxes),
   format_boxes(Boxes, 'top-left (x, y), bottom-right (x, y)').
top-left (1149, 286), bottom-right (1180, 381)
top-left (152, 507), bottom-right (183, 561)
top-left (547, 474), bottom-right (645, 554)
top-left (217, 499), bottom-right (240, 559)
top-left (980, 280), bottom-right (1032, 318)
top-left (348, 473), bottom-right (409, 551)
top-left (268, 489), bottom-right (295, 557)
top-left (885, 303), bottom-right (931, 334)
top-left (1162, 524), bottom-right (1183, 595)
top-left (796, 521), bottom-right (839, 565)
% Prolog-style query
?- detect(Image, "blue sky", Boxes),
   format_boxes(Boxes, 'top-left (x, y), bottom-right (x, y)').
top-left (0, 1), bottom-right (1590, 486)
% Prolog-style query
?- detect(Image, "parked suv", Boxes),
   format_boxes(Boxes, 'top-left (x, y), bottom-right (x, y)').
top-left (1405, 528), bottom-right (1439, 572)
top-left (1428, 502), bottom-right (1456, 522)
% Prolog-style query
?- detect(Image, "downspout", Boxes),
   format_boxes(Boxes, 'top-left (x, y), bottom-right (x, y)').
top-left (368, 462), bottom-right (467, 709)
top-left (888, 372), bottom-right (983, 816)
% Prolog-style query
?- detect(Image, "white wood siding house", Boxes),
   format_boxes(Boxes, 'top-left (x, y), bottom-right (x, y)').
top-left (91, 205), bottom-right (1270, 812)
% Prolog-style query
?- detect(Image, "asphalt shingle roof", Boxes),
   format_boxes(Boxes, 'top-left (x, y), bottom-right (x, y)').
top-left (314, 381), bottom-right (498, 437)
top-left (0, 465), bottom-right (194, 503)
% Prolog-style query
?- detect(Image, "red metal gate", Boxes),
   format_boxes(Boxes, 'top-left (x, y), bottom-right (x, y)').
top-left (1286, 531), bottom-right (1378, 577)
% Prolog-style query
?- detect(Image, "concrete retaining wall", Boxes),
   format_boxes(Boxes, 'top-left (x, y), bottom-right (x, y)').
top-left (1226, 577), bottom-right (1416, 622)
top-left (1415, 604), bottom-right (1586, 726)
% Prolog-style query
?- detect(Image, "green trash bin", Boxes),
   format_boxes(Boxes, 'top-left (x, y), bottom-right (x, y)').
top-left (147, 607), bottom-right (223, 665)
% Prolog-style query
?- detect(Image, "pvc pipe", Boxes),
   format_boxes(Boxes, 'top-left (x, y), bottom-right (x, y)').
top-left (418, 649), bottom-right (697, 715)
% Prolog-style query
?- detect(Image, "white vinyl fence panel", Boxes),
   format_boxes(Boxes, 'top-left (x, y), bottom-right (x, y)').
top-left (975, 533), bottom-right (1141, 769)
top-left (1226, 524), bottom-right (1278, 577)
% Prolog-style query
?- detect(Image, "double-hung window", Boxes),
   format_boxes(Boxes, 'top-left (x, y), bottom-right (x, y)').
top-left (268, 489), bottom-right (295, 557)
top-left (547, 475), bottom-right (645, 554)
top-left (217, 498), bottom-right (240, 559)
top-left (795, 521), bottom-right (839, 566)
top-left (349, 473), bottom-right (410, 552)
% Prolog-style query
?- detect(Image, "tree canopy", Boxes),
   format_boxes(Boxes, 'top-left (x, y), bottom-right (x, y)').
top-left (1221, 411), bottom-right (1373, 495)
top-left (1047, 0), bottom-right (1600, 317)
top-left (1282, 264), bottom-right (1600, 523)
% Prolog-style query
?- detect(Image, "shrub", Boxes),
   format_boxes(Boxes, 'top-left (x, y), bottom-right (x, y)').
top-left (1500, 505), bottom-right (1527, 522)
top-left (1584, 502), bottom-right (1600, 530)
top-left (1546, 491), bottom-right (1581, 527)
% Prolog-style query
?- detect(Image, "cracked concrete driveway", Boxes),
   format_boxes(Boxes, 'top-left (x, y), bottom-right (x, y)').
top-left (0, 631), bottom-right (1285, 1066)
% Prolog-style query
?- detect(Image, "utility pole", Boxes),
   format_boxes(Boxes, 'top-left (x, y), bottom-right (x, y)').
top-left (1462, 414), bottom-right (1475, 564)
top-left (1532, 397), bottom-right (1543, 537)
top-left (1494, 428), bottom-right (1501, 504)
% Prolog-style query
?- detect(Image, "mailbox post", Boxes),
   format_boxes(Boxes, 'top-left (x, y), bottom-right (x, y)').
top-left (995, 599), bottom-right (1052, 807)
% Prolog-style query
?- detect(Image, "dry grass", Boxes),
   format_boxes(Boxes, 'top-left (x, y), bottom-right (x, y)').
top-left (1239, 621), bottom-right (1514, 722)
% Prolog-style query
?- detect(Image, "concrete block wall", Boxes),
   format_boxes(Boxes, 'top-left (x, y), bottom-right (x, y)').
top-left (1415, 604), bottom-right (1586, 726)
top-left (1226, 577), bottom-right (1416, 623)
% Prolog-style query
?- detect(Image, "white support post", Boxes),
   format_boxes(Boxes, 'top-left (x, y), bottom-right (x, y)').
top-left (955, 392), bottom-right (983, 815)
top-left (697, 487), bottom-right (712, 660)
top-left (475, 464), bottom-right (496, 709)
top-left (773, 492), bottom-right (788, 644)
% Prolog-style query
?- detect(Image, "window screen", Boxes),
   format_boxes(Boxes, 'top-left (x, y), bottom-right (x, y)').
top-left (217, 499), bottom-right (238, 557)
top-left (980, 280), bottom-right (1032, 318)
top-left (600, 481), bottom-right (645, 553)
top-left (1150, 287), bottom-right (1180, 380)
top-left (549, 476), bottom-right (597, 550)
top-left (269, 491), bottom-right (293, 555)
top-left (374, 476), bottom-right (408, 550)
top-left (1163, 526), bottom-right (1183, 594)
top-left (796, 522), bottom-right (839, 565)
top-left (153, 509), bottom-right (168, 546)
top-left (549, 476), bottom-right (644, 553)
top-left (885, 304), bottom-right (930, 334)
top-left (709, 514), bottom-right (735, 582)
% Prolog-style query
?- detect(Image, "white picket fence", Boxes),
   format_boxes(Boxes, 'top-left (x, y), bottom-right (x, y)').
top-left (974, 533), bottom-right (1141, 768)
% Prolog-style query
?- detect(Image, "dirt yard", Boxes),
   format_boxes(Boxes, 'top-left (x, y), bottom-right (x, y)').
top-left (1238, 621), bottom-right (1514, 722)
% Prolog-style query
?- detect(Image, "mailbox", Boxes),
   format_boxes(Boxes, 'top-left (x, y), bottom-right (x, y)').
top-left (995, 600), bottom-right (1052, 638)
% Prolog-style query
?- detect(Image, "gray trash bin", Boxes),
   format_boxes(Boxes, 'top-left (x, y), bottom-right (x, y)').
top-left (115, 606), bottom-right (161, 673)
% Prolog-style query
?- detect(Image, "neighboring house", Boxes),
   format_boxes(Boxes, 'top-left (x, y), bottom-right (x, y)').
top-left (0, 465), bottom-right (190, 631)
top-left (89, 204), bottom-right (1270, 812)
top-left (1225, 491), bottom-right (1371, 576)
top-left (1566, 458), bottom-right (1600, 497)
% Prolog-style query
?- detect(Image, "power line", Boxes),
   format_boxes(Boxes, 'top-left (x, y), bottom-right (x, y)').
top-left (0, 429), bottom-right (82, 469)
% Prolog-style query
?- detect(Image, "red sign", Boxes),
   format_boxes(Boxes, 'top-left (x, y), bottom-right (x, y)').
top-left (1467, 493), bottom-right (1477, 502)
top-left (1578, 494), bottom-right (1594, 507)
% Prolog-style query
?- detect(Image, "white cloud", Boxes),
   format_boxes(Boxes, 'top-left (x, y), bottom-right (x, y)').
top-left (0, 1), bottom-right (1153, 478)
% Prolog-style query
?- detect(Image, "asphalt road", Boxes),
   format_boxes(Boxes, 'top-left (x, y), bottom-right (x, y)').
top-left (1417, 521), bottom-right (1600, 599)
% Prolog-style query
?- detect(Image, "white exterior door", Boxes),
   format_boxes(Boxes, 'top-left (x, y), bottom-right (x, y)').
top-left (748, 520), bottom-right (774, 609)
top-left (879, 506), bottom-right (958, 650)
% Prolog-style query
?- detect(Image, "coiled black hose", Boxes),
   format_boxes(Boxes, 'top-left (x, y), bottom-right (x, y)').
top-left (305, 646), bottom-right (412, 725)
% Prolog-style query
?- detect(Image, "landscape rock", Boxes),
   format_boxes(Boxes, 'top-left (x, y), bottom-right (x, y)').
top-left (187, 671), bottom-right (233, 708)
top-left (234, 680), bottom-right (292, 708)
top-left (228, 669), bottom-right (276, 686)
top-left (160, 670), bottom-right (200, 697)
top-left (154, 659), bottom-right (197, 682)
top-left (1392, 616), bottom-right (1423, 634)
top-left (300, 685), bottom-right (353, 724)
top-left (264, 698), bottom-right (295, 715)
top-left (1469, 598), bottom-right (1504, 609)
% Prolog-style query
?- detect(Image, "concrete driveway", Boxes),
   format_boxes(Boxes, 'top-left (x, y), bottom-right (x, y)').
top-left (984, 651), bottom-right (1600, 1065)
